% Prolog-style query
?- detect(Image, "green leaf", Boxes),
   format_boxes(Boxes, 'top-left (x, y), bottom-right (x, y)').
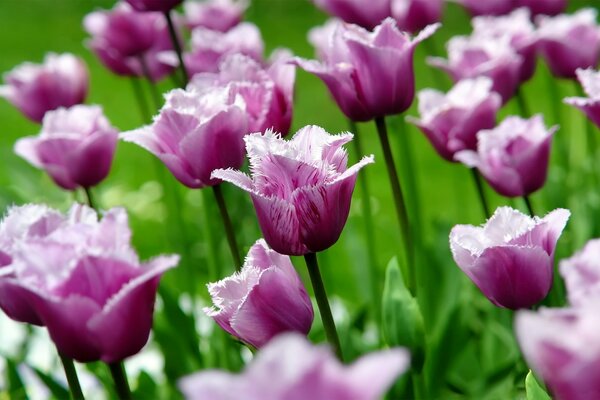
top-left (526, 370), bottom-right (551, 400)
top-left (5, 359), bottom-right (28, 400)
top-left (30, 366), bottom-right (69, 400)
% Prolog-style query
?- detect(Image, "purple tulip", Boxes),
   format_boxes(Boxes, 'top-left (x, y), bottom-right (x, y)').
top-left (189, 51), bottom-right (295, 136)
top-left (121, 86), bottom-right (247, 188)
top-left (297, 18), bottom-right (439, 122)
top-left (560, 239), bottom-right (600, 307)
top-left (184, 0), bottom-right (248, 32)
top-left (125, 0), bottom-right (182, 13)
top-left (450, 206), bottom-right (570, 309)
top-left (564, 68), bottom-right (600, 128)
top-left (457, 0), bottom-right (513, 17)
top-left (84, 3), bottom-right (175, 82)
top-left (179, 333), bottom-right (410, 400)
top-left (519, 0), bottom-right (566, 16)
top-left (0, 204), bottom-right (178, 362)
top-left (429, 35), bottom-right (523, 104)
top-left (455, 115), bottom-right (556, 197)
top-left (14, 105), bottom-right (118, 191)
top-left (536, 9), bottom-right (600, 79)
top-left (472, 8), bottom-right (538, 82)
top-left (205, 239), bottom-right (313, 348)
top-left (212, 126), bottom-right (374, 255)
top-left (312, 0), bottom-right (390, 30)
top-left (516, 305), bottom-right (600, 400)
top-left (391, 0), bottom-right (444, 34)
top-left (0, 53), bottom-right (88, 123)
top-left (408, 77), bottom-right (502, 162)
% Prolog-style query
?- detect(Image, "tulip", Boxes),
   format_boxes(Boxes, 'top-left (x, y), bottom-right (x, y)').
top-left (296, 18), bottom-right (439, 122)
top-left (0, 204), bottom-right (178, 362)
top-left (121, 86), bottom-right (247, 189)
top-left (84, 3), bottom-right (175, 82)
top-left (564, 68), bottom-right (600, 129)
top-left (457, 0), bottom-right (513, 17)
top-left (428, 35), bottom-right (523, 103)
top-left (179, 333), bottom-right (410, 400)
top-left (408, 77), bottom-right (502, 162)
top-left (14, 105), bottom-right (118, 191)
top-left (125, 0), bottom-right (182, 13)
top-left (183, 0), bottom-right (248, 32)
top-left (560, 239), bottom-right (600, 307)
top-left (189, 51), bottom-right (295, 135)
top-left (311, 0), bottom-right (390, 30)
top-left (455, 115), bottom-right (556, 197)
top-left (516, 305), bottom-right (600, 400)
top-left (205, 239), bottom-right (313, 348)
top-left (391, 0), bottom-right (444, 34)
top-left (536, 9), bottom-right (600, 79)
top-left (212, 126), bottom-right (374, 256)
top-left (450, 206), bottom-right (570, 309)
top-left (519, 0), bottom-right (565, 16)
top-left (0, 53), bottom-right (88, 123)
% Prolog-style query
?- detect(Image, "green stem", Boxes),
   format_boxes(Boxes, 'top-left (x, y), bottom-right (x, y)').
top-left (412, 372), bottom-right (426, 400)
top-left (108, 362), bottom-right (131, 400)
top-left (304, 252), bottom-right (343, 360)
top-left (523, 195), bottom-right (535, 217)
top-left (83, 187), bottom-right (95, 210)
top-left (130, 77), bottom-right (150, 123)
top-left (471, 169), bottom-right (490, 219)
top-left (165, 11), bottom-right (188, 86)
top-left (212, 185), bottom-right (242, 269)
top-left (59, 354), bottom-right (84, 400)
top-left (374, 116), bottom-right (414, 294)
top-left (516, 87), bottom-right (530, 118)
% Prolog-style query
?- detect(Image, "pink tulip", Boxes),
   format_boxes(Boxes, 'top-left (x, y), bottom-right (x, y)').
top-left (516, 304), bottom-right (600, 400)
top-left (564, 68), bottom-right (600, 128)
top-left (14, 105), bottom-right (118, 191)
top-left (184, 0), bottom-right (247, 32)
top-left (408, 77), bottom-right (502, 161)
top-left (311, 0), bottom-right (390, 30)
top-left (189, 51), bottom-right (295, 136)
top-left (391, 0), bottom-right (444, 34)
top-left (297, 18), bottom-right (439, 122)
top-left (84, 2), bottom-right (175, 82)
top-left (450, 206), bottom-right (570, 309)
top-left (457, 0), bottom-right (513, 17)
top-left (0, 53), bottom-right (88, 123)
top-left (212, 126), bottom-right (374, 255)
top-left (125, 0), bottom-right (182, 13)
top-left (121, 86), bottom-right (247, 188)
top-left (205, 239), bottom-right (313, 348)
top-left (536, 9), bottom-right (600, 79)
top-left (455, 115), bottom-right (556, 197)
top-left (0, 204), bottom-right (178, 362)
top-left (519, 0), bottom-right (565, 16)
top-left (179, 333), bottom-right (410, 400)
top-left (560, 239), bottom-right (600, 307)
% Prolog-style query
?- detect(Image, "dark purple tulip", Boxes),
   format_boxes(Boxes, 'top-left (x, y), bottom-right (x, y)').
top-left (408, 77), bottom-right (502, 162)
top-left (121, 86), bottom-right (247, 188)
top-left (179, 333), bottom-right (410, 400)
top-left (205, 239), bottom-right (313, 348)
top-left (183, 0), bottom-right (247, 32)
top-left (536, 9), bottom-right (600, 79)
top-left (14, 105), bottom-right (118, 191)
top-left (516, 305), bottom-right (600, 400)
top-left (312, 0), bottom-right (390, 30)
top-left (125, 0), bottom-right (182, 13)
top-left (0, 53), bottom-right (88, 123)
top-left (457, 0), bottom-right (513, 16)
top-left (519, 0), bottom-right (566, 16)
top-left (560, 239), bottom-right (600, 307)
top-left (0, 205), bottom-right (178, 362)
top-left (212, 126), bottom-right (374, 255)
top-left (297, 18), bottom-right (439, 122)
top-left (392, 0), bottom-right (444, 34)
top-left (450, 206), bottom-right (570, 309)
top-left (564, 68), bottom-right (600, 128)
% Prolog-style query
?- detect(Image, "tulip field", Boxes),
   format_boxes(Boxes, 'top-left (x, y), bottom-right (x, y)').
top-left (2, 0), bottom-right (600, 399)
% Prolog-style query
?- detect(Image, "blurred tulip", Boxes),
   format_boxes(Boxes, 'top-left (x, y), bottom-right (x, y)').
top-left (189, 51), bottom-right (295, 135)
top-left (391, 0), bottom-right (443, 34)
top-left (297, 18), bottom-right (439, 122)
top-left (516, 304), bottom-right (600, 400)
top-left (121, 86), bottom-right (247, 188)
top-left (0, 53), bottom-right (88, 123)
top-left (212, 125), bottom-right (374, 255)
top-left (311, 0), bottom-right (390, 30)
top-left (125, 0), bottom-right (182, 13)
top-left (455, 115), bottom-right (556, 197)
top-left (14, 105), bottom-right (118, 191)
top-left (408, 77), bottom-right (502, 161)
top-left (84, 2), bottom-right (175, 82)
top-left (179, 333), bottom-right (410, 400)
top-left (519, 0), bottom-right (565, 16)
top-left (564, 68), bottom-right (600, 128)
top-left (450, 206), bottom-right (570, 309)
top-left (536, 9), bottom-right (600, 79)
top-left (457, 0), bottom-right (513, 17)
top-left (560, 239), bottom-right (600, 307)
top-left (184, 0), bottom-right (247, 32)
top-left (0, 204), bottom-right (178, 362)
top-left (205, 239), bottom-right (313, 348)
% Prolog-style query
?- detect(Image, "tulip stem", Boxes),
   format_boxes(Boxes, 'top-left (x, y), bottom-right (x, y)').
top-left (165, 11), bottom-right (189, 86)
top-left (59, 354), bottom-right (84, 400)
top-left (523, 195), bottom-right (535, 217)
top-left (516, 87), bottom-right (530, 118)
top-left (108, 362), bottom-right (132, 400)
top-left (304, 252), bottom-right (343, 360)
top-left (130, 78), bottom-right (151, 123)
top-left (83, 187), bottom-right (96, 210)
top-left (471, 169), bottom-right (490, 219)
top-left (374, 116), bottom-right (414, 294)
top-left (212, 185), bottom-right (242, 269)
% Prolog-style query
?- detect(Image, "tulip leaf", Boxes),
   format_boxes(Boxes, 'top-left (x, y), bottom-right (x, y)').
top-left (5, 359), bottom-right (28, 400)
top-left (526, 371), bottom-right (551, 400)
top-left (30, 366), bottom-right (69, 400)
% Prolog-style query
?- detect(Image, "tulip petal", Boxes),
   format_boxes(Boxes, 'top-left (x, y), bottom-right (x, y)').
top-left (0, 278), bottom-right (43, 325)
